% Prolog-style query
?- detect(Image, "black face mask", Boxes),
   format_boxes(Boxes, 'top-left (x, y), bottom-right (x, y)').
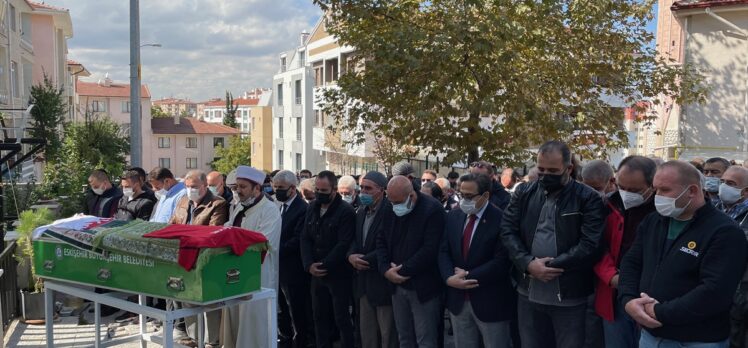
top-left (275, 188), bottom-right (290, 202)
top-left (539, 171), bottom-right (567, 192)
top-left (316, 192), bottom-right (333, 204)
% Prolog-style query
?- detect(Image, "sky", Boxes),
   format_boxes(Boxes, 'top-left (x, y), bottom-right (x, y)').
top-left (48, 0), bottom-right (320, 102)
top-left (48, 0), bottom-right (659, 103)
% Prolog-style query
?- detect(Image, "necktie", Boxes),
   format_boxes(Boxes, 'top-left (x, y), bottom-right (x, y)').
top-left (462, 214), bottom-right (477, 260)
top-left (280, 203), bottom-right (287, 216)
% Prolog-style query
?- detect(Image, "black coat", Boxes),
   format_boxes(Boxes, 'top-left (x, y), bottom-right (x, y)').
top-left (500, 180), bottom-right (605, 300)
top-left (84, 186), bottom-right (123, 218)
top-left (439, 203), bottom-right (514, 322)
top-left (376, 192), bottom-right (445, 302)
top-left (300, 193), bottom-right (356, 280)
top-left (279, 195), bottom-right (309, 284)
top-left (619, 203), bottom-right (747, 342)
top-left (489, 181), bottom-right (510, 211)
top-left (348, 198), bottom-right (394, 307)
top-left (114, 190), bottom-right (156, 221)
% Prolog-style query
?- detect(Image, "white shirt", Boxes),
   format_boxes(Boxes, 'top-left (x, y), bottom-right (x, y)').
top-left (463, 201), bottom-right (488, 246)
top-left (278, 193), bottom-right (298, 215)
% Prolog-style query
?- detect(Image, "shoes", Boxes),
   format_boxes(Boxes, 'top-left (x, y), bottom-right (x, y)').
top-left (173, 329), bottom-right (189, 340)
top-left (176, 338), bottom-right (198, 347)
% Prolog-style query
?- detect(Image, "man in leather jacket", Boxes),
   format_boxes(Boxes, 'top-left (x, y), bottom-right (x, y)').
top-left (500, 140), bottom-right (605, 348)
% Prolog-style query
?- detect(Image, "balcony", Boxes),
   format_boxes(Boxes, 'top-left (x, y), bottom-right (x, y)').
top-left (0, 89), bottom-right (9, 105)
top-left (19, 38), bottom-right (33, 54)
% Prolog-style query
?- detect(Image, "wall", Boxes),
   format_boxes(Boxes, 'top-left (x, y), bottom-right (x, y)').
top-left (250, 105), bottom-right (273, 171)
top-left (30, 14), bottom-right (54, 86)
top-left (150, 132), bottom-right (230, 177)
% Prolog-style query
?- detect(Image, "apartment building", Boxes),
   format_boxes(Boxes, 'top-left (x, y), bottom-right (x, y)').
top-left (153, 97), bottom-right (197, 117)
top-left (201, 95), bottom-right (259, 135)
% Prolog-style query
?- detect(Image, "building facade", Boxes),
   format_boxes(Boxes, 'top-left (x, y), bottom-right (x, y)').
top-left (645, 0), bottom-right (748, 161)
top-left (0, 0), bottom-right (35, 126)
top-left (150, 117), bottom-right (239, 177)
top-left (153, 97), bottom-right (197, 117)
top-left (201, 96), bottom-right (259, 135)
top-left (250, 91), bottom-right (273, 171)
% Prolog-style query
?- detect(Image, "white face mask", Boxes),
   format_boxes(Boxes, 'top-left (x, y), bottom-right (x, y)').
top-left (392, 195), bottom-right (414, 217)
top-left (704, 176), bottom-right (720, 193)
top-left (619, 189), bottom-right (649, 210)
top-left (341, 194), bottom-right (354, 204)
top-left (187, 188), bottom-right (201, 202)
top-left (155, 189), bottom-right (167, 200)
top-left (719, 183), bottom-right (745, 205)
top-left (459, 198), bottom-right (478, 215)
top-left (92, 187), bottom-right (105, 196)
top-left (208, 186), bottom-right (219, 195)
top-left (655, 187), bottom-right (692, 218)
top-left (123, 188), bottom-right (134, 201)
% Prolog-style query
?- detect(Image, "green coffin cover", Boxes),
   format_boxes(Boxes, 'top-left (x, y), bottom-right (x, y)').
top-left (33, 239), bottom-right (262, 304)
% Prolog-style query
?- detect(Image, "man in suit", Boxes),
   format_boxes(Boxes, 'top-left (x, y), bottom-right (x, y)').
top-left (348, 171), bottom-right (398, 348)
top-left (169, 169), bottom-right (228, 348)
top-left (300, 171), bottom-right (356, 348)
top-left (439, 173), bottom-right (514, 348)
top-left (377, 175), bottom-right (446, 348)
top-left (273, 170), bottom-right (313, 348)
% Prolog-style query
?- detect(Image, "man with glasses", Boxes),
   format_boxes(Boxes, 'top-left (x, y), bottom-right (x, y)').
top-left (421, 170), bottom-right (438, 185)
top-left (470, 160), bottom-right (510, 211)
top-left (301, 171), bottom-right (356, 348)
top-left (348, 171), bottom-right (398, 348)
top-left (439, 173), bottom-right (514, 347)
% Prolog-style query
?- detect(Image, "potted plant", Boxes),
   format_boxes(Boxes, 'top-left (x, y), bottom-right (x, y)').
top-left (15, 208), bottom-right (54, 322)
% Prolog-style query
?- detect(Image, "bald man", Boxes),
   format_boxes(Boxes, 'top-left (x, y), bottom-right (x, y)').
top-left (619, 160), bottom-right (747, 347)
top-left (376, 176), bottom-right (445, 347)
top-left (207, 171), bottom-right (233, 203)
top-left (435, 177), bottom-right (458, 211)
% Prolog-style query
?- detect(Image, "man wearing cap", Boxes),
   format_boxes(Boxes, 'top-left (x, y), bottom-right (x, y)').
top-left (392, 161), bottom-right (421, 192)
top-left (222, 166), bottom-right (282, 348)
top-left (348, 171), bottom-right (398, 348)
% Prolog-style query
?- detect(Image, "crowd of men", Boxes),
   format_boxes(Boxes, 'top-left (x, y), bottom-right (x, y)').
top-left (82, 140), bottom-right (748, 348)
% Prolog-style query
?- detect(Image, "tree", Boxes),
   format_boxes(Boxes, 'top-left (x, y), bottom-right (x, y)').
top-left (35, 113), bottom-right (129, 216)
top-left (211, 135), bottom-right (251, 174)
top-left (371, 135), bottom-right (413, 176)
top-left (314, 0), bottom-right (708, 166)
top-left (29, 73), bottom-right (67, 161)
top-left (224, 91), bottom-right (239, 128)
top-left (151, 105), bottom-right (170, 118)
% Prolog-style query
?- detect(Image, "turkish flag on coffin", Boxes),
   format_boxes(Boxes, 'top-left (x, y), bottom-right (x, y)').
top-left (144, 225), bottom-right (268, 271)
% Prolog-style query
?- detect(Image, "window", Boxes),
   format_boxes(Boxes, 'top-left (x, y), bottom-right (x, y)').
top-left (9, 4), bottom-right (16, 32)
top-left (299, 51), bottom-right (306, 66)
top-left (315, 110), bottom-right (320, 127)
top-left (278, 150), bottom-right (284, 168)
top-left (280, 56), bottom-right (287, 72)
top-left (295, 153), bottom-right (302, 171)
top-left (186, 158), bottom-right (198, 169)
top-left (186, 137), bottom-right (198, 148)
top-left (314, 66), bottom-right (323, 87)
top-left (252, 142), bottom-right (256, 154)
top-left (296, 117), bottom-right (302, 141)
top-left (158, 137), bottom-right (170, 148)
top-left (213, 137), bottom-right (224, 148)
top-left (295, 80), bottom-right (302, 104)
top-left (204, 110), bottom-right (209, 119)
top-left (10, 61), bottom-right (18, 98)
top-left (277, 83), bottom-right (283, 105)
top-left (278, 117), bottom-right (284, 138)
top-left (121, 101), bottom-right (131, 113)
top-left (158, 158), bottom-right (171, 169)
top-left (251, 117), bottom-right (255, 131)
top-left (91, 100), bottom-right (107, 112)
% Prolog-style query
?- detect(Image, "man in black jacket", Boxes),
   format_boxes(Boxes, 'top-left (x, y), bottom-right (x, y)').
top-left (439, 173), bottom-right (514, 347)
top-left (377, 175), bottom-right (445, 348)
top-left (84, 169), bottom-right (122, 218)
top-left (273, 170), bottom-right (313, 348)
top-left (115, 169), bottom-right (156, 221)
top-left (500, 141), bottom-right (605, 348)
top-left (348, 171), bottom-right (398, 348)
top-left (470, 160), bottom-right (510, 211)
top-left (300, 171), bottom-right (356, 348)
top-left (619, 160), bottom-right (747, 347)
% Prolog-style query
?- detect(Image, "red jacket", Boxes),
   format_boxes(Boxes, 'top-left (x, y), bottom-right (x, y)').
top-left (594, 201), bottom-right (624, 321)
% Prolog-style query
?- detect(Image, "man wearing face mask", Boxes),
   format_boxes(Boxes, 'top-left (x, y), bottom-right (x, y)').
top-left (300, 171), bottom-right (356, 348)
top-left (168, 170), bottom-right (227, 348)
top-left (347, 171), bottom-right (397, 348)
top-left (592, 156), bottom-right (657, 348)
top-left (500, 141), bottom-right (605, 348)
top-left (703, 157), bottom-right (731, 206)
top-left (339, 175), bottom-right (361, 210)
top-left (377, 175), bottom-right (446, 347)
top-left (148, 167), bottom-right (186, 223)
top-left (272, 170), bottom-right (314, 348)
top-left (222, 166), bottom-right (282, 348)
top-left (438, 173), bottom-right (514, 347)
top-left (115, 170), bottom-right (157, 221)
top-left (207, 171), bottom-right (233, 203)
top-left (618, 160), bottom-right (747, 348)
top-left (715, 166), bottom-right (748, 348)
top-left (84, 169), bottom-right (123, 218)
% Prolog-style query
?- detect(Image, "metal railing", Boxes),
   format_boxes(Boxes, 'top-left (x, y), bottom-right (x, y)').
top-left (0, 241), bottom-right (18, 335)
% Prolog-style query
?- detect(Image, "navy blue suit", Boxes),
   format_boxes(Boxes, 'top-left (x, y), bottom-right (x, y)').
top-left (438, 202), bottom-right (515, 323)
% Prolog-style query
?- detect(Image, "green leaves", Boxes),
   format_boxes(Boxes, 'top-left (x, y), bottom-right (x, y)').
top-left (211, 135), bottom-right (251, 174)
top-left (314, 0), bottom-right (705, 166)
top-left (223, 91), bottom-right (240, 129)
top-left (29, 73), bottom-right (67, 162)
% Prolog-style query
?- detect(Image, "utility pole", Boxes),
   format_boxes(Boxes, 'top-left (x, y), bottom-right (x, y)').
top-left (129, 0), bottom-right (141, 167)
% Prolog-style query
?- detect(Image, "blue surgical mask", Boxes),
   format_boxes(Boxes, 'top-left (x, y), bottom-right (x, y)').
top-left (208, 186), bottom-right (219, 195)
top-left (360, 193), bottom-right (375, 206)
top-left (392, 195), bottom-right (414, 217)
top-left (704, 177), bottom-right (720, 193)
